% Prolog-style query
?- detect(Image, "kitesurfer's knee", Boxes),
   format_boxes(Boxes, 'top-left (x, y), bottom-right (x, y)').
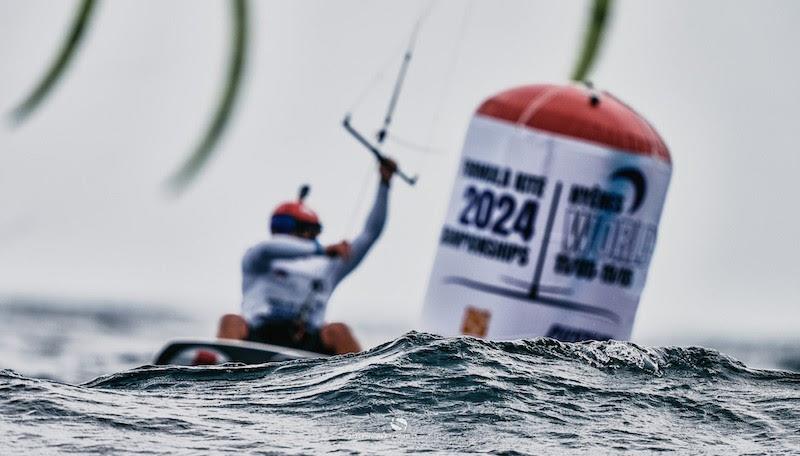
top-left (320, 322), bottom-right (361, 355)
top-left (217, 313), bottom-right (248, 340)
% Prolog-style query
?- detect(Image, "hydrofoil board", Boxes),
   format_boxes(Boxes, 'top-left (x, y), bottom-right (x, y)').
top-left (153, 338), bottom-right (328, 366)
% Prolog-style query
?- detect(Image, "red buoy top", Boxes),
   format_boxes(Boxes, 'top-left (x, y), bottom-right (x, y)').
top-left (477, 84), bottom-right (671, 163)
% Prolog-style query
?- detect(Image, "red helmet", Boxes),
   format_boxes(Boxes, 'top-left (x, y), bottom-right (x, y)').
top-left (270, 185), bottom-right (322, 236)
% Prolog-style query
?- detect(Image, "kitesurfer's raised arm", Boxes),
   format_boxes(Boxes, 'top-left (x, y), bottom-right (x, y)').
top-left (332, 159), bottom-right (397, 283)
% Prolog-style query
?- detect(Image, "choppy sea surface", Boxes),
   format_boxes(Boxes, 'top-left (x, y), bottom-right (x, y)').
top-left (1, 298), bottom-right (799, 454)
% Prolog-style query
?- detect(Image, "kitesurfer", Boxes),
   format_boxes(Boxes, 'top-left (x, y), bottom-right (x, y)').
top-left (216, 159), bottom-right (397, 355)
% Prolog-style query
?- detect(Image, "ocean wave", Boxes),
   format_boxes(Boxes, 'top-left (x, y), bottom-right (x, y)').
top-left (87, 332), bottom-right (795, 390)
top-left (3, 333), bottom-right (800, 454)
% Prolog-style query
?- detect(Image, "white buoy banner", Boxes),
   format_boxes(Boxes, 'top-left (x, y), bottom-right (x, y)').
top-left (421, 105), bottom-right (672, 341)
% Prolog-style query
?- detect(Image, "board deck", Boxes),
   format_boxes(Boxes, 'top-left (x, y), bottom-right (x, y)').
top-left (153, 338), bottom-right (328, 366)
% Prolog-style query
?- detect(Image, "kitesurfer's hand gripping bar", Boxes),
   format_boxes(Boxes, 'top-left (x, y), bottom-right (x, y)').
top-left (342, 114), bottom-right (418, 186)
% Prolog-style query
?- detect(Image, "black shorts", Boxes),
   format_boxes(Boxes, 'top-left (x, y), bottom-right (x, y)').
top-left (246, 320), bottom-right (333, 355)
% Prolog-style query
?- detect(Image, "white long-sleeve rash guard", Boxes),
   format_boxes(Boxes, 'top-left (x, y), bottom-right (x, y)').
top-left (240, 182), bottom-right (389, 331)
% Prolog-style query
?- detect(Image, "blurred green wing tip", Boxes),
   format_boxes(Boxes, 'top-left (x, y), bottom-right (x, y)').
top-left (166, 0), bottom-right (249, 194)
top-left (570, 0), bottom-right (612, 82)
top-left (10, 0), bottom-right (97, 125)
top-left (9, 0), bottom-right (249, 196)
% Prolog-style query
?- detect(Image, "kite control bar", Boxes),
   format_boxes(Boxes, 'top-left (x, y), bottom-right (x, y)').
top-left (342, 114), bottom-right (418, 186)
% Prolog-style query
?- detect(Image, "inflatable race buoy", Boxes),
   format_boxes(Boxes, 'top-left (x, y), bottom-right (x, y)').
top-left (421, 83), bottom-right (672, 342)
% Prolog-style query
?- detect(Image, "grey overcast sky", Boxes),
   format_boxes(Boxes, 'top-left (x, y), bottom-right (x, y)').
top-left (0, 0), bottom-right (798, 342)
